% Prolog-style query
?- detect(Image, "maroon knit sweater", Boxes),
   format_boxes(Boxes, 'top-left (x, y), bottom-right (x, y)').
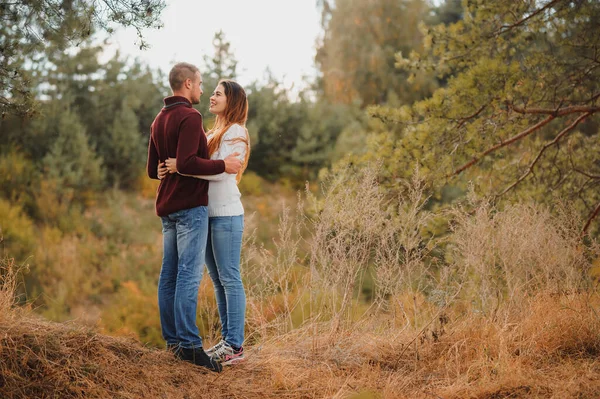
top-left (146, 96), bottom-right (225, 217)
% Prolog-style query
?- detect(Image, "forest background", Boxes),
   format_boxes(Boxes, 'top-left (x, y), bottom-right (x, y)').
top-left (1, 1), bottom-right (600, 397)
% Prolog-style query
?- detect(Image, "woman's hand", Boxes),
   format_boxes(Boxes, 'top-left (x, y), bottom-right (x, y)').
top-left (157, 162), bottom-right (169, 180)
top-left (165, 157), bottom-right (178, 173)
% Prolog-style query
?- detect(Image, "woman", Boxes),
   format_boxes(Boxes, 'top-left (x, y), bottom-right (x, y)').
top-left (158, 79), bottom-right (250, 366)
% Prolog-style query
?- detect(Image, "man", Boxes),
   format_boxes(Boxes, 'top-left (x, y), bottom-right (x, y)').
top-left (146, 62), bottom-right (242, 372)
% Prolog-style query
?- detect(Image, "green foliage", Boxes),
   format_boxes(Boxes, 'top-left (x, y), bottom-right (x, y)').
top-left (106, 99), bottom-right (147, 187)
top-left (2, 42), bottom-right (167, 225)
top-left (33, 179), bottom-right (87, 232)
top-left (366, 0), bottom-right (600, 234)
top-left (238, 171), bottom-right (265, 196)
top-left (291, 99), bottom-right (356, 182)
top-left (1, 40), bottom-right (168, 217)
top-left (41, 105), bottom-right (104, 202)
top-left (203, 30), bottom-right (238, 81)
top-left (0, 0), bottom-right (166, 117)
top-left (29, 226), bottom-right (105, 321)
top-left (245, 78), bottom-right (359, 184)
top-left (0, 199), bottom-right (35, 262)
top-left (196, 31), bottom-right (239, 118)
top-left (88, 190), bottom-right (158, 249)
top-left (0, 150), bottom-right (38, 215)
top-left (245, 79), bottom-right (305, 182)
top-left (38, 46), bottom-right (167, 191)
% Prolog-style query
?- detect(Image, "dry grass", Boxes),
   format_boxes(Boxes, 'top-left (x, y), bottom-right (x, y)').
top-left (445, 196), bottom-right (597, 317)
top-left (0, 258), bottom-right (18, 318)
top-left (2, 164), bottom-right (600, 398)
top-left (1, 287), bottom-right (599, 398)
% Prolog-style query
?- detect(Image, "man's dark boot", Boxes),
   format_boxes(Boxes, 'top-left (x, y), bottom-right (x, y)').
top-left (176, 346), bottom-right (223, 373)
top-left (166, 343), bottom-right (180, 356)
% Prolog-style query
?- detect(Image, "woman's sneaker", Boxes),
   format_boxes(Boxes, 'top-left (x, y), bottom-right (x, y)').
top-left (205, 339), bottom-right (226, 356)
top-left (210, 342), bottom-right (245, 366)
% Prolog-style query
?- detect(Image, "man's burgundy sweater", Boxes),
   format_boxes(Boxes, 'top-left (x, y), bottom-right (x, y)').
top-left (147, 96), bottom-right (225, 217)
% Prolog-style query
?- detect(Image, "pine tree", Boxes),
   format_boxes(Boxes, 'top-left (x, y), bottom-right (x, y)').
top-left (245, 79), bottom-right (303, 182)
top-left (42, 105), bottom-right (104, 199)
top-left (0, 0), bottom-right (166, 117)
top-left (106, 99), bottom-right (146, 187)
top-left (367, 0), bottom-right (600, 234)
top-left (203, 30), bottom-right (238, 81)
top-left (291, 100), bottom-right (353, 181)
top-left (198, 31), bottom-right (239, 119)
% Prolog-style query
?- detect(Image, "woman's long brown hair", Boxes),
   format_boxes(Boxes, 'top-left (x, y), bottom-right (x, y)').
top-left (207, 80), bottom-right (250, 183)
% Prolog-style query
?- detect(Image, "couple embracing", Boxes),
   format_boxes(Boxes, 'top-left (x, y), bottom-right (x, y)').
top-left (146, 62), bottom-right (250, 373)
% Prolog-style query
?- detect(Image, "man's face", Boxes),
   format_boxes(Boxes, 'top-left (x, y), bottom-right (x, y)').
top-left (190, 72), bottom-right (203, 104)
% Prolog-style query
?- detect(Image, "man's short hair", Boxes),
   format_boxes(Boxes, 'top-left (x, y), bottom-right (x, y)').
top-left (169, 62), bottom-right (200, 91)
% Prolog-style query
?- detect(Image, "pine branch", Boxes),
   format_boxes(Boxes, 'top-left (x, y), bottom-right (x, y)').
top-left (494, 0), bottom-right (564, 36)
top-left (583, 201), bottom-right (600, 236)
top-left (455, 104), bottom-right (488, 130)
top-left (449, 114), bottom-right (555, 177)
top-left (573, 168), bottom-right (600, 180)
top-left (496, 112), bottom-right (591, 196)
top-left (511, 104), bottom-right (600, 116)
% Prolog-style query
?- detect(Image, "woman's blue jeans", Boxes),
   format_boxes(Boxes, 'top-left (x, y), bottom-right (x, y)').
top-left (158, 206), bottom-right (208, 349)
top-left (205, 215), bottom-right (246, 348)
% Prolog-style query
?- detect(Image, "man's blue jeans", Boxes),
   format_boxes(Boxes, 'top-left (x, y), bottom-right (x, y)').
top-left (205, 215), bottom-right (246, 348)
top-left (158, 206), bottom-right (208, 349)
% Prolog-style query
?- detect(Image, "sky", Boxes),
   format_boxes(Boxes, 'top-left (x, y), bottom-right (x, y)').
top-left (103, 0), bottom-right (323, 93)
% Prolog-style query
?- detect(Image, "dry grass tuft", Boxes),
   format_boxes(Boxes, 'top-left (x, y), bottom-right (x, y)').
top-left (0, 257), bottom-right (26, 323)
top-left (0, 259), bottom-right (17, 316)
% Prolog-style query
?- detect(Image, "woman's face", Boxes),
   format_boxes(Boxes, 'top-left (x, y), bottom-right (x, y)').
top-left (209, 84), bottom-right (227, 115)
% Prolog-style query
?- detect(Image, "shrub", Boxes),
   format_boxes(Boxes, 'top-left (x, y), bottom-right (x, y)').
top-left (137, 173), bottom-right (160, 200)
top-left (0, 199), bottom-right (35, 262)
top-left (238, 170), bottom-right (266, 196)
top-left (0, 150), bottom-right (38, 215)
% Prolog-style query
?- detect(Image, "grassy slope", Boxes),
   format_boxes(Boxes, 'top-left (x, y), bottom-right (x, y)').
top-left (3, 177), bottom-right (600, 398)
top-left (2, 292), bottom-right (600, 399)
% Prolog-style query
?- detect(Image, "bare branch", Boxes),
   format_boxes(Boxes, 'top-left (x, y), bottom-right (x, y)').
top-left (575, 177), bottom-right (598, 202)
top-left (449, 115), bottom-right (555, 177)
top-left (455, 104), bottom-right (488, 130)
top-left (496, 112), bottom-right (591, 196)
top-left (494, 0), bottom-right (563, 36)
top-left (511, 104), bottom-right (600, 116)
top-left (583, 201), bottom-right (600, 236)
top-left (573, 168), bottom-right (600, 180)
top-left (568, 139), bottom-right (600, 181)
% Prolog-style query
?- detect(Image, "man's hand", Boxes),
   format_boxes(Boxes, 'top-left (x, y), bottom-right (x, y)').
top-left (165, 158), bottom-right (178, 174)
top-left (224, 152), bottom-right (242, 174)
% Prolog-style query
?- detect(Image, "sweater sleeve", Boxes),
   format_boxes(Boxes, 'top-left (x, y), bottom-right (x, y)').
top-left (146, 127), bottom-right (159, 180)
top-left (175, 112), bottom-right (226, 176)
top-left (186, 124), bottom-right (248, 180)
